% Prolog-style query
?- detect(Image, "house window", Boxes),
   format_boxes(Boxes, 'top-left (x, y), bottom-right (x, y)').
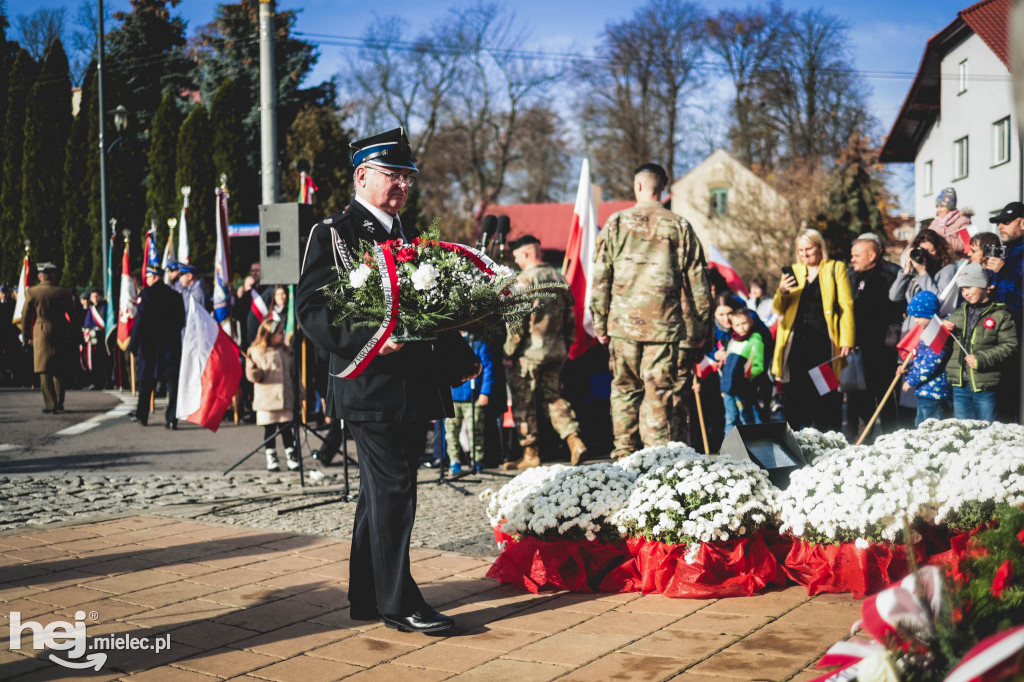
top-left (958, 59), bottom-right (968, 94)
top-left (709, 188), bottom-right (728, 216)
top-left (993, 116), bottom-right (1011, 166)
top-left (953, 136), bottom-right (969, 180)
top-left (923, 160), bottom-right (933, 196)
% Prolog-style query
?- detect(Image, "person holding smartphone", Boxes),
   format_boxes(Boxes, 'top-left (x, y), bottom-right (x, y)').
top-left (771, 229), bottom-right (855, 431)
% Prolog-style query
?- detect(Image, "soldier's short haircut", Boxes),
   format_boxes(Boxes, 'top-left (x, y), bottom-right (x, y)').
top-left (634, 163), bottom-right (668, 193)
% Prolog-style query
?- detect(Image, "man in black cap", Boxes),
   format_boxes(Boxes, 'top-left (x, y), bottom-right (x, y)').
top-left (988, 201), bottom-right (1024, 420)
top-left (296, 127), bottom-right (479, 633)
top-left (20, 263), bottom-right (77, 413)
top-left (130, 265), bottom-right (186, 428)
top-left (174, 263), bottom-right (209, 314)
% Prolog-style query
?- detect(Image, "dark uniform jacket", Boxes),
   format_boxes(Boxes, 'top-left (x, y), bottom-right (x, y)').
top-left (848, 260), bottom-right (902, 362)
top-left (296, 199), bottom-right (477, 422)
top-left (20, 280), bottom-right (77, 374)
top-left (130, 280), bottom-right (186, 383)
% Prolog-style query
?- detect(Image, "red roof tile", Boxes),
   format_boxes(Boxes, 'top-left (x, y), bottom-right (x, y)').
top-left (483, 200), bottom-right (634, 251)
top-left (960, 0), bottom-right (1011, 69)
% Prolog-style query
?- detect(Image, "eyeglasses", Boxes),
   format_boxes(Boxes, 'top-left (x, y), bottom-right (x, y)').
top-left (366, 166), bottom-right (416, 188)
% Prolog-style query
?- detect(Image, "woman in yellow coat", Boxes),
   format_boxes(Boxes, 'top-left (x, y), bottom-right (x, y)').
top-left (772, 229), bottom-right (855, 431)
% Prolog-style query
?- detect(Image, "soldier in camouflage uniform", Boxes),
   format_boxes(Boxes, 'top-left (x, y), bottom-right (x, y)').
top-left (501, 235), bottom-right (588, 469)
top-left (590, 163), bottom-right (711, 459)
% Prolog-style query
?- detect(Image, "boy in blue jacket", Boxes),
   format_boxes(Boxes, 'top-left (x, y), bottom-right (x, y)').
top-left (446, 332), bottom-right (494, 473)
top-left (900, 291), bottom-right (952, 425)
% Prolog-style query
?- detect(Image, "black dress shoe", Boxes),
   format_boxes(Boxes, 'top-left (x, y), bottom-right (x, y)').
top-left (52, 407), bottom-right (64, 415)
top-left (348, 606), bottom-right (380, 621)
top-left (382, 606), bottom-right (454, 633)
top-left (311, 449), bottom-right (335, 467)
top-left (165, 421), bottom-right (177, 430)
top-left (42, 408), bottom-right (53, 414)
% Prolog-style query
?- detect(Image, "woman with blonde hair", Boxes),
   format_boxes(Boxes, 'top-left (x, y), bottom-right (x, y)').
top-left (246, 317), bottom-right (299, 471)
top-left (772, 229), bottom-right (855, 430)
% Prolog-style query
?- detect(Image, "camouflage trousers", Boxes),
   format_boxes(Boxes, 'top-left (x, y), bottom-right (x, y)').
top-left (444, 401), bottom-right (485, 464)
top-left (508, 359), bottom-right (579, 448)
top-left (609, 339), bottom-right (677, 459)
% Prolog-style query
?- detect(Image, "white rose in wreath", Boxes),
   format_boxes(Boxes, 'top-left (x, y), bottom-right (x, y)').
top-left (856, 652), bottom-right (899, 682)
top-left (349, 263), bottom-right (372, 288)
top-left (411, 263), bottom-right (440, 291)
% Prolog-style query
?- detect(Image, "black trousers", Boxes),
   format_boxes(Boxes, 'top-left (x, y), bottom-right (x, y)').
top-left (263, 424), bottom-right (295, 451)
top-left (137, 378), bottom-right (177, 425)
top-left (845, 355), bottom-right (899, 442)
top-left (347, 420), bottom-right (426, 616)
top-left (783, 372), bottom-right (842, 432)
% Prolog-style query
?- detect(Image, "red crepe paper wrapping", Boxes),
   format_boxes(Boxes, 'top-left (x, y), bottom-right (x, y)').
top-left (781, 537), bottom-right (927, 598)
top-left (484, 535), bottom-right (631, 594)
top-left (487, 530), bottom-right (786, 598)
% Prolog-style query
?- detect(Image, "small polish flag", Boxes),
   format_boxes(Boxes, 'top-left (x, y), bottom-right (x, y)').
top-left (920, 316), bottom-right (951, 354)
top-left (251, 289), bottom-right (269, 322)
top-left (177, 297), bottom-right (243, 432)
top-left (896, 324), bottom-right (924, 361)
top-left (696, 355), bottom-right (717, 379)
top-left (707, 244), bottom-right (749, 297)
top-left (808, 362), bottom-right (839, 396)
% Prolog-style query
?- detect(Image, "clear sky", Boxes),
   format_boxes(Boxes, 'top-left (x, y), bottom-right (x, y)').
top-left (8, 0), bottom-right (985, 207)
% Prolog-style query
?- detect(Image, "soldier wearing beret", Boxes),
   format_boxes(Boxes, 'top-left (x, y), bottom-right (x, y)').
top-left (20, 263), bottom-right (78, 413)
top-left (502, 234), bottom-right (587, 469)
top-left (296, 127), bottom-right (479, 634)
top-left (590, 163), bottom-right (711, 459)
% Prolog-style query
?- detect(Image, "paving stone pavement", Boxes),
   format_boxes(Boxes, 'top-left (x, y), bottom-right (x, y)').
top-left (0, 515), bottom-right (858, 681)
top-left (0, 470), bottom-right (507, 556)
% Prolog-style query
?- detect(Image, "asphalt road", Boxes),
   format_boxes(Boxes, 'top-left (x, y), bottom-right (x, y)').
top-left (0, 387), bottom-right (295, 473)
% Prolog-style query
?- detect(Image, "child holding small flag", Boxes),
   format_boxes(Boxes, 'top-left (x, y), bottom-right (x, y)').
top-left (719, 306), bottom-right (765, 433)
top-left (899, 292), bottom-right (952, 425)
top-left (942, 263), bottom-right (1018, 422)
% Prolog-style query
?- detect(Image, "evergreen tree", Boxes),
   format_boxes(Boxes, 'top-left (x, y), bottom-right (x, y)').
top-left (21, 39), bottom-right (72, 267)
top-left (61, 60), bottom-right (96, 287)
top-left (145, 90), bottom-right (181, 236)
top-left (283, 102), bottom-right (352, 217)
top-left (0, 49), bottom-right (37, 282)
top-left (175, 103), bottom-right (215, 270)
top-left (824, 135), bottom-right (885, 258)
top-left (0, 13), bottom-right (23, 247)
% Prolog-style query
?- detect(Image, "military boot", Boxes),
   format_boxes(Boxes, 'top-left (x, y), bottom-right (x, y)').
top-left (500, 445), bottom-right (541, 470)
top-left (566, 433), bottom-right (587, 466)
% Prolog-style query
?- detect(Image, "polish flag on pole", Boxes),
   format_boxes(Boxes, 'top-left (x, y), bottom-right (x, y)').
top-left (920, 315), bottom-right (951, 354)
top-left (707, 244), bottom-right (749, 297)
top-left (141, 229), bottom-right (159, 288)
top-left (562, 158), bottom-right (598, 360)
top-left (161, 220), bottom-right (175, 285)
top-left (809, 361), bottom-right (840, 395)
top-left (696, 355), bottom-right (717, 379)
top-left (177, 296), bottom-right (243, 432)
top-left (212, 187), bottom-right (232, 325)
top-left (177, 186), bottom-right (191, 265)
top-left (896, 324), bottom-right (924, 361)
top-left (250, 289), bottom-right (269, 322)
top-left (11, 247), bottom-right (30, 324)
top-left (116, 238), bottom-right (137, 351)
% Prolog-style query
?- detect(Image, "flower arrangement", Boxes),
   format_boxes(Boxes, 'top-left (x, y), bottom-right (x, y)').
top-left (613, 454), bottom-right (778, 563)
top-left (613, 441), bottom-right (699, 475)
top-left (480, 463), bottom-right (570, 529)
top-left (322, 223), bottom-right (563, 341)
top-left (793, 428), bottom-right (849, 464)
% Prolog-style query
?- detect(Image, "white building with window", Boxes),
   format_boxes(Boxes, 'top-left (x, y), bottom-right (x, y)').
top-left (879, 0), bottom-right (1020, 226)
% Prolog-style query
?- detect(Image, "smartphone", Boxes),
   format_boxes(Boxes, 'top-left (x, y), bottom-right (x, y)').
top-left (781, 265), bottom-right (795, 279)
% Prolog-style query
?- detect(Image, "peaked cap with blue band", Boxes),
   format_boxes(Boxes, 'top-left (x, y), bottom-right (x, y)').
top-left (350, 127), bottom-right (418, 172)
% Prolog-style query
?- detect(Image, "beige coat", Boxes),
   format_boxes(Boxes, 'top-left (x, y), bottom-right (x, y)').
top-left (20, 280), bottom-right (77, 373)
top-left (246, 345), bottom-right (295, 425)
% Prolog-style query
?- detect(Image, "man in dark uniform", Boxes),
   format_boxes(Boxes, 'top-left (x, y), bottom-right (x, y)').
top-left (296, 127), bottom-right (479, 634)
top-left (20, 263), bottom-right (77, 413)
top-left (130, 265), bottom-right (186, 428)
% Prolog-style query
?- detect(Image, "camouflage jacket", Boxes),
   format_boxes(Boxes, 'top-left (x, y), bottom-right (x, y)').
top-left (590, 201), bottom-right (711, 346)
top-left (503, 262), bottom-right (575, 364)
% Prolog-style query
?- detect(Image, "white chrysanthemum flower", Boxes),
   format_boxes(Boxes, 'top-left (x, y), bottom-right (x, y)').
top-left (411, 263), bottom-right (440, 291)
top-left (348, 263), bottom-right (372, 288)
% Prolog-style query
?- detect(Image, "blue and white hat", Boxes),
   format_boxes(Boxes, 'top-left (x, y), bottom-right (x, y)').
top-left (350, 127), bottom-right (418, 172)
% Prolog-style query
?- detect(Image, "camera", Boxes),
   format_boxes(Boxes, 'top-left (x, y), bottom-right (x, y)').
top-left (909, 248), bottom-right (927, 264)
top-left (983, 243), bottom-right (1006, 260)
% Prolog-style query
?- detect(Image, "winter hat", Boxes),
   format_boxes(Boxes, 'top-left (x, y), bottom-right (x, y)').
top-left (907, 290), bottom-right (939, 318)
top-left (956, 262), bottom-right (990, 289)
top-left (936, 187), bottom-right (957, 210)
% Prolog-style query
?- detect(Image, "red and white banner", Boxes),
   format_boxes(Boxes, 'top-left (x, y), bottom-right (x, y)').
top-left (250, 289), bottom-right (269, 323)
top-left (333, 246), bottom-right (400, 379)
top-left (921, 316), bottom-right (951, 354)
top-left (11, 250), bottom-right (30, 324)
top-left (299, 171), bottom-right (318, 204)
top-left (696, 355), bottom-right (717, 379)
top-left (708, 244), bottom-right (749, 297)
top-left (945, 624), bottom-right (1024, 682)
top-left (563, 158), bottom-right (598, 360)
top-left (177, 191), bottom-right (190, 265)
top-left (116, 241), bottom-right (137, 351)
top-left (897, 324), bottom-right (924, 361)
top-left (177, 297), bottom-right (242, 432)
top-left (809, 362), bottom-right (839, 396)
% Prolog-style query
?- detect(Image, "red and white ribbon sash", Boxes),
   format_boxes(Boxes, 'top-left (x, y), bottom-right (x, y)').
top-left (334, 245), bottom-right (400, 379)
top-left (89, 305), bottom-right (105, 329)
